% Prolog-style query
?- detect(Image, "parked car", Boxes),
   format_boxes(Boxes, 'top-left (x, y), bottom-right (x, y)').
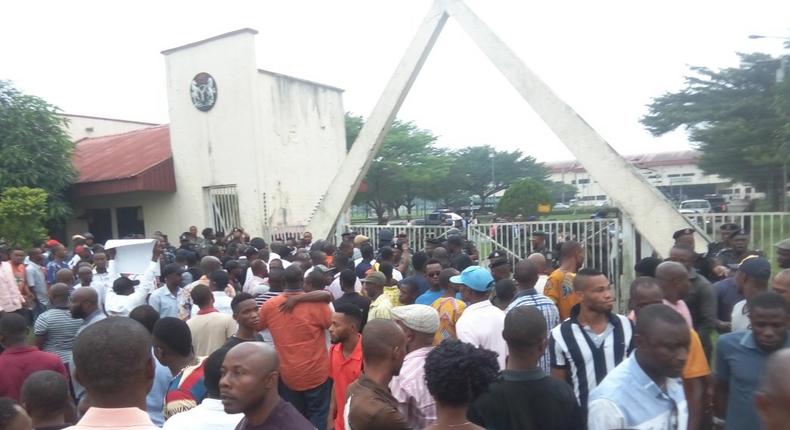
top-left (678, 199), bottom-right (712, 214)
top-left (553, 203), bottom-right (571, 210)
top-left (703, 194), bottom-right (728, 213)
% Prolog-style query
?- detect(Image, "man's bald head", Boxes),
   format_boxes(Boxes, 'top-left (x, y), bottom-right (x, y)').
top-left (70, 286), bottom-right (98, 319)
top-left (772, 269), bottom-right (790, 302)
top-left (250, 259), bottom-right (267, 276)
top-left (514, 259), bottom-right (539, 288)
top-left (219, 342), bottom-right (280, 415)
top-left (71, 286), bottom-right (97, 304)
top-left (629, 276), bottom-right (664, 316)
top-left (55, 268), bottom-right (73, 284)
top-left (228, 342), bottom-right (278, 373)
top-left (526, 253), bottom-right (546, 274)
top-left (757, 349), bottom-right (790, 430)
top-left (362, 319), bottom-right (406, 363)
top-left (655, 261), bottom-right (691, 303)
top-left (201, 256), bottom-right (222, 273)
top-left (655, 261), bottom-right (688, 282)
top-left (48, 283), bottom-right (71, 304)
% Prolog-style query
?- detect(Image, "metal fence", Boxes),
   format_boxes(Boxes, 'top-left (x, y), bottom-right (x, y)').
top-left (345, 225), bottom-right (453, 252)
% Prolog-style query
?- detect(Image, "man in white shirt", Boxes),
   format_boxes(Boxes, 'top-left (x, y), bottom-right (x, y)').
top-left (730, 256), bottom-right (771, 332)
top-left (191, 271), bottom-right (234, 318)
top-left (162, 346), bottom-right (242, 430)
top-left (242, 260), bottom-right (268, 295)
top-left (453, 266), bottom-right (508, 369)
top-left (104, 248), bottom-right (159, 317)
top-left (90, 252), bottom-right (116, 311)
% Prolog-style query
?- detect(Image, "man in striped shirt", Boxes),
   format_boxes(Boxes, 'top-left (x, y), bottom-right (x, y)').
top-left (506, 259), bottom-right (560, 374)
top-left (549, 268), bottom-right (634, 418)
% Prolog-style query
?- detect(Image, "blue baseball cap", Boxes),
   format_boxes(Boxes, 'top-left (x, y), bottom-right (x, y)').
top-left (450, 266), bottom-right (495, 292)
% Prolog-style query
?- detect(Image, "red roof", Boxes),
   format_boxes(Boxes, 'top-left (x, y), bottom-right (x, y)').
top-left (72, 125), bottom-right (176, 197)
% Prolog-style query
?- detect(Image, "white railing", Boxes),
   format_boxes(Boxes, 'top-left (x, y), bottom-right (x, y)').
top-left (345, 225), bottom-right (453, 252)
top-left (683, 212), bottom-right (789, 264)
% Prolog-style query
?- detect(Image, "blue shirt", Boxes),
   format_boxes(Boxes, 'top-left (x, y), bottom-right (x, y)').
top-left (147, 349), bottom-right (173, 426)
top-left (715, 330), bottom-right (790, 430)
top-left (713, 277), bottom-right (744, 323)
top-left (415, 289), bottom-right (442, 306)
top-left (588, 354), bottom-right (687, 430)
top-left (149, 286), bottom-right (183, 318)
top-left (410, 274), bottom-right (431, 295)
top-left (46, 260), bottom-right (70, 284)
top-left (506, 288), bottom-right (560, 373)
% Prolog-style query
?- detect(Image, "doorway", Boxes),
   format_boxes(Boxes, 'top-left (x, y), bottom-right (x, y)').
top-left (116, 206), bottom-right (145, 238)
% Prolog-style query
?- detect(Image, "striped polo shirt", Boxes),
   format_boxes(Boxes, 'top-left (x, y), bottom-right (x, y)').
top-left (33, 307), bottom-right (83, 363)
top-left (549, 304), bottom-right (634, 415)
top-left (506, 288), bottom-right (560, 374)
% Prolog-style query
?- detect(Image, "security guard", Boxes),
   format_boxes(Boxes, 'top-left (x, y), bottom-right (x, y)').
top-left (673, 227), bottom-right (712, 279)
top-left (716, 230), bottom-right (764, 269)
top-left (530, 231), bottom-right (556, 267)
top-left (777, 238), bottom-right (790, 269)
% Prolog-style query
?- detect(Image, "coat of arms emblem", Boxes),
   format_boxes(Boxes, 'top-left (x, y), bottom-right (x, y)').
top-left (190, 72), bottom-right (217, 112)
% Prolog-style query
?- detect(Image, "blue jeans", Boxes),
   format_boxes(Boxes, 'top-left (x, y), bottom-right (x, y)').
top-left (279, 378), bottom-right (332, 430)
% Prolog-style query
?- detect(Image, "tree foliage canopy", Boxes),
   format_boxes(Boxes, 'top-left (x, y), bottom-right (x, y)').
top-left (347, 113), bottom-right (550, 222)
top-left (0, 187), bottom-right (48, 248)
top-left (0, 81), bottom-right (76, 223)
top-left (496, 178), bottom-right (552, 217)
top-left (641, 53), bottom-right (790, 209)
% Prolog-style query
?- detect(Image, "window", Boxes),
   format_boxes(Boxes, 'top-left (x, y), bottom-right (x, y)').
top-left (745, 187), bottom-right (752, 193)
top-left (596, 195), bottom-right (607, 200)
top-left (734, 188), bottom-right (741, 193)
top-left (577, 178), bottom-right (590, 184)
top-left (721, 189), bottom-right (732, 195)
top-left (668, 174), bottom-right (680, 178)
top-left (682, 173), bottom-right (695, 177)
top-left (205, 185), bottom-right (241, 234)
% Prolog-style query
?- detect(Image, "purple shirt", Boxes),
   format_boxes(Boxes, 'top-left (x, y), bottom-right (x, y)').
top-left (235, 399), bottom-right (314, 430)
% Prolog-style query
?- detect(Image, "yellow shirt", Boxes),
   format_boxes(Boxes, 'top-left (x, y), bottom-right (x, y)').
top-left (683, 329), bottom-right (711, 380)
top-left (383, 285), bottom-right (401, 308)
top-left (431, 296), bottom-right (467, 345)
top-left (368, 293), bottom-right (393, 321)
top-left (543, 269), bottom-right (579, 320)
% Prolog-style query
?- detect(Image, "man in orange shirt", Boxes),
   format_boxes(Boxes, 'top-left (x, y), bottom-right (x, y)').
top-left (258, 265), bottom-right (332, 430)
top-left (630, 277), bottom-right (711, 430)
top-left (543, 240), bottom-right (584, 320)
top-left (327, 303), bottom-right (364, 430)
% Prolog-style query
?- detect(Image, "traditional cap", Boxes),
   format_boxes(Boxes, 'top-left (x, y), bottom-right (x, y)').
top-left (450, 266), bottom-right (495, 292)
top-left (71, 234), bottom-right (86, 241)
top-left (732, 255), bottom-right (771, 281)
top-left (391, 304), bottom-right (440, 334)
top-left (362, 271), bottom-right (386, 286)
top-left (672, 228), bottom-right (695, 240)
top-left (776, 238), bottom-right (790, 251)
top-left (353, 235), bottom-right (370, 247)
top-left (162, 263), bottom-right (185, 278)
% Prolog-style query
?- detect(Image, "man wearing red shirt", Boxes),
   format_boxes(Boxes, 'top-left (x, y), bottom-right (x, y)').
top-left (0, 313), bottom-right (67, 401)
top-left (327, 303), bottom-right (364, 430)
top-left (258, 265), bottom-right (332, 430)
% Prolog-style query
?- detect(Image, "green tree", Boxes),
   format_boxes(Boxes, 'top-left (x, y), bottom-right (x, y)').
top-left (0, 187), bottom-right (48, 248)
top-left (344, 112), bottom-right (364, 151)
top-left (351, 118), bottom-right (439, 223)
top-left (547, 181), bottom-right (577, 203)
top-left (456, 145), bottom-right (548, 211)
top-left (496, 178), bottom-right (552, 217)
top-left (0, 81), bottom-right (76, 224)
top-left (641, 53), bottom-right (790, 210)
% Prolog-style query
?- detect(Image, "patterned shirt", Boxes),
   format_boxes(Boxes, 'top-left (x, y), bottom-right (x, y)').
top-left (164, 359), bottom-right (207, 420)
top-left (431, 296), bottom-right (466, 345)
top-left (506, 288), bottom-right (560, 373)
top-left (46, 260), bottom-right (70, 285)
top-left (543, 269), bottom-right (579, 320)
top-left (389, 346), bottom-right (437, 429)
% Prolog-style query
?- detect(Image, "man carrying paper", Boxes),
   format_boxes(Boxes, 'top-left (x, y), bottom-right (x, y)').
top-left (105, 245), bottom-right (161, 317)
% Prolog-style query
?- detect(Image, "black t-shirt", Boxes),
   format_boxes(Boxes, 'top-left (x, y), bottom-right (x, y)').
top-left (468, 368), bottom-right (583, 430)
top-left (334, 293), bottom-right (371, 329)
top-left (235, 399), bottom-right (314, 430)
top-left (223, 334), bottom-right (264, 350)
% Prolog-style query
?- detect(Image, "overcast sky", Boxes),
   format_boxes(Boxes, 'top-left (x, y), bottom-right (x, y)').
top-left (2, 0), bottom-right (788, 161)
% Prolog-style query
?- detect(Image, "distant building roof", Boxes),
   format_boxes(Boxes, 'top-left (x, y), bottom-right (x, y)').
top-left (545, 150), bottom-right (700, 174)
top-left (71, 125), bottom-right (175, 197)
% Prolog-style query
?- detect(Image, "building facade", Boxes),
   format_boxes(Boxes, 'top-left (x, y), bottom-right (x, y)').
top-left (66, 29), bottom-right (347, 244)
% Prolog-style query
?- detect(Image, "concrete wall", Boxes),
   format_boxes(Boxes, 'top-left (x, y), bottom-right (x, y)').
top-left (67, 191), bottom-right (179, 242)
top-left (162, 29), bottom-right (346, 237)
top-left (60, 114), bottom-right (158, 141)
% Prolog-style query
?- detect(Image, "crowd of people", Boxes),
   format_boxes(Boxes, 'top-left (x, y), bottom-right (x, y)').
top-left (0, 222), bottom-right (789, 430)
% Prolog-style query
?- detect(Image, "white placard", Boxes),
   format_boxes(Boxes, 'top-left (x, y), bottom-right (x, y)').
top-left (104, 239), bottom-right (160, 276)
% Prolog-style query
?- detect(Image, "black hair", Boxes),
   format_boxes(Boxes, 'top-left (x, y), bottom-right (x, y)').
top-left (0, 313), bottom-right (27, 343)
top-left (751, 291), bottom-right (789, 313)
top-left (129, 305), bottom-right (161, 335)
top-left (203, 347), bottom-right (231, 398)
top-left (424, 258), bottom-right (442, 268)
top-left (191, 284), bottom-right (213, 307)
top-left (334, 302), bottom-right (364, 330)
top-left (503, 306), bottom-right (547, 352)
top-left (410, 252), bottom-right (428, 271)
top-left (635, 303), bottom-right (687, 337)
top-left (634, 257), bottom-right (661, 277)
top-left (210, 270), bottom-right (230, 290)
top-left (0, 398), bottom-right (21, 429)
top-left (202, 228), bottom-right (214, 237)
top-left (334, 252), bottom-right (351, 271)
top-left (249, 237), bottom-right (266, 250)
top-left (21, 370), bottom-right (69, 418)
top-left (424, 339), bottom-right (500, 407)
top-left (231, 293), bottom-right (255, 314)
top-left (244, 246), bottom-right (259, 258)
top-left (559, 240), bottom-right (582, 259)
top-left (153, 317), bottom-right (193, 357)
top-left (573, 267), bottom-right (604, 291)
top-left (360, 244), bottom-right (374, 259)
top-left (379, 262), bottom-right (394, 280)
top-left (305, 270), bottom-right (326, 290)
top-left (309, 250), bottom-right (326, 263)
top-left (629, 276), bottom-right (662, 299)
top-left (494, 279), bottom-right (516, 302)
top-left (284, 265), bottom-right (304, 289)
top-left (339, 269), bottom-right (357, 291)
top-left (514, 259), bottom-right (539, 284)
top-left (379, 246), bottom-right (394, 261)
top-left (399, 277), bottom-right (421, 293)
top-left (451, 254), bottom-right (473, 272)
top-left (73, 318), bottom-right (152, 395)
